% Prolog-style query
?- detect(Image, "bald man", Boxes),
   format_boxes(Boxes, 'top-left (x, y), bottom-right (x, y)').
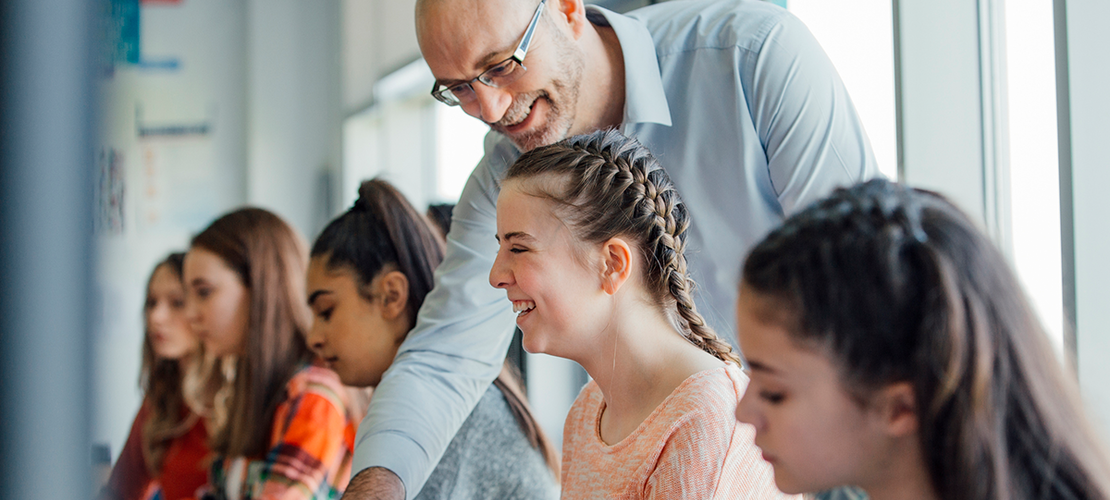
top-left (343, 0), bottom-right (878, 498)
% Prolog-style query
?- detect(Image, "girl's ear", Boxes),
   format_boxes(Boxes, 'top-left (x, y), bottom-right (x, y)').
top-left (600, 237), bottom-right (633, 295)
top-left (377, 271), bottom-right (410, 321)
top-left (876, 382), bottom-right (919, 437)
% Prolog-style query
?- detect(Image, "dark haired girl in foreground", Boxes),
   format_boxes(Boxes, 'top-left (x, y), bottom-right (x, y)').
top-left (736, 179), bottom-right (1110, 500)
top-left (306, 179), bottom-right (559, 499)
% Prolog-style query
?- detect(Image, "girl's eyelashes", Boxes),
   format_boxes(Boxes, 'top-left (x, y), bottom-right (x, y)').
top-left (509, 247), bottom-right (527, 254)
top-left (759, 390), bottom-right (786, 405)
top-left (312, 302), bottom-right (335, 321)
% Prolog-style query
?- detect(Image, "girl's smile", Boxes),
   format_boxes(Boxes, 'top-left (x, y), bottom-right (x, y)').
top-left (490, 180), bottom-right (609, 358)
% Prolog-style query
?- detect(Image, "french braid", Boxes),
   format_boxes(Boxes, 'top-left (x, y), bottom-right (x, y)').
top-left (506, 129), bottom-right (741, 366)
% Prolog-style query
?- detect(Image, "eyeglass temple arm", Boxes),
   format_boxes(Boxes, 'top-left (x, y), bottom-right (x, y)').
top-left (513, 0), bottom-right (546, 61)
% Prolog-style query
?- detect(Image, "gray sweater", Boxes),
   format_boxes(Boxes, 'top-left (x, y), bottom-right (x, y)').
top-left (415, 385), bottom-right (560, 500)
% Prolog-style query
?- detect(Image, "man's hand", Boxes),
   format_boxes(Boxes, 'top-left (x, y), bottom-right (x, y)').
top-left (341, 467), bottom-right (406, 500)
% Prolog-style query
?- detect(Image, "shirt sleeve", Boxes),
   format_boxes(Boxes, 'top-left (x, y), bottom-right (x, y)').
top-left (350, 133), bottom-right (519, 500)
top-left (252, 385), bottom-right (351, 500)
top-left (743, 9), bottom-right (880, 216)
top-left (103, 401), bottom-right (155, 500)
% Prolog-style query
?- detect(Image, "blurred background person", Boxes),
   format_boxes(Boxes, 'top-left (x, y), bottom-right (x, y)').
top-left (184, 208), bottom-right (358, 500)
top-left (425, 203), bottom-right (454, 241)
top-left (100, 253), bottom-right (210, 500)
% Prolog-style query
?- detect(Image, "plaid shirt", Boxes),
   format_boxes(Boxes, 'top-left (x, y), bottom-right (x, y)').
top-left (203, 365), bottom-right (356, 500)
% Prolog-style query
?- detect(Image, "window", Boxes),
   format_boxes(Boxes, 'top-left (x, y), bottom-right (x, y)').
top-left (1004, 0), bottom-right (1064, 351)
top-left (788, 0), bottom-right (899, 180)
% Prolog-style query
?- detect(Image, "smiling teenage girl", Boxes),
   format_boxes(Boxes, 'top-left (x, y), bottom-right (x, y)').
top-left (736, 179), bottom-right (1110, 500)
top-left (102, 253), bottom-right (209, 500)
top-left (184, 208), bottom-right (357, 500)
top-left (305, 179), bottom-right (559, 500)
top-left (490, 130), bottom-right (793, 499)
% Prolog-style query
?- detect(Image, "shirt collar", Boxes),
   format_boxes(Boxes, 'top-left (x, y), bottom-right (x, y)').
top-left (586, 6), bottom-right (672, 127)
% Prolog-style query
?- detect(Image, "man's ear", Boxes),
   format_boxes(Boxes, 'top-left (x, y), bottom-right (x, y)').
top-left (875, 382), bottom-right (919, 437)
top-left (552, 0), bottom-right (589, 40)
top-left (377, 271), bottom-right (410, 321)
top-left (600, 237), bottom-right (633, 295)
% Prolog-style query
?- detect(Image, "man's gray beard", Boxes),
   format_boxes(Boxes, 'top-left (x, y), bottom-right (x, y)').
top-left (495, 45), bottom-right (584, 152)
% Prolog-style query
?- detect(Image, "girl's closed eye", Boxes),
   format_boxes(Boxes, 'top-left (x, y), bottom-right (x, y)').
top-left (759, 390), bottom-right (786, 404)
top-left (510, 247), bottom-right (527, 254)
top-left (316, 307), bottom-right (334, 321)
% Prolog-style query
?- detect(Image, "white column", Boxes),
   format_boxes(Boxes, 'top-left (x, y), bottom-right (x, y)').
top-left (893, 0), bottom-right (1009, 243)
top-left (0, 0), bottom-right (96, 496)
top-left (1056, 0), bottom-right (1110, 437)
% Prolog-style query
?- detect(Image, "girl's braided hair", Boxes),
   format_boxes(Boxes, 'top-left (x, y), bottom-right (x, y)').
top-left (505, 129), bottom-right (740, 366)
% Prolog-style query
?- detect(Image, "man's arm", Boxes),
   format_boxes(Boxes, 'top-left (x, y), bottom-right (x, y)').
top-left (343, 468), bottom-right (405, 500)
top-left (342, 134), bottom-right (519, 500)
top-left (744, 8), bottom-right (880, 215)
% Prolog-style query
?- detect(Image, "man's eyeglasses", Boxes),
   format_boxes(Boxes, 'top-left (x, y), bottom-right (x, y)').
top-left (430, 0), bottom-right (546, 106)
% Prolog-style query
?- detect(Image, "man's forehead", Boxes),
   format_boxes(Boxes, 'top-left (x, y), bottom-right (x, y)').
top-left (418, 0), bottom-right (533, 72)
top-left (418, 0), bottom-right (533, 34)
top-left (418, 0), bottom-right (531, 18)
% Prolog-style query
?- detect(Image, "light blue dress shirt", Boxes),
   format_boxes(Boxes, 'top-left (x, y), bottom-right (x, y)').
top-left (352, 1), bottom-right (879, 498)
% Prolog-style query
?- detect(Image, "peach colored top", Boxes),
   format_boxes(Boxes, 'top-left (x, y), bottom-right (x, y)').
top-left (560, 364), bottom-right (797, 500)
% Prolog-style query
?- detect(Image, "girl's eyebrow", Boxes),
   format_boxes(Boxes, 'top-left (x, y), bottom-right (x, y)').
top-left (495, 231), bottom-right (535, 243)
top-left (747, 359), bottom-right (781, 375)
top-left (307, 289), bottom-right (332, 307)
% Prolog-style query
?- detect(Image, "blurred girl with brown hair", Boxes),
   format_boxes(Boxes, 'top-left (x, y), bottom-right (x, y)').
top-left (101, 253), bottom-right (210, 500)
top-left (185, 208), bottom-right (356, 500)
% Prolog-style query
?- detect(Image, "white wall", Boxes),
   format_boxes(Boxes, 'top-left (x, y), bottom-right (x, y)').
top-left (95, 0), bottom-right (249, 458)
top-left (246, 0), bottom-right (343, 238)
top-left (342, 0), bottom-right (422, 113)
top-left (94, 0), bottom-right (342, 459)
top-left (1059, 0), bottom-right (1110, 439)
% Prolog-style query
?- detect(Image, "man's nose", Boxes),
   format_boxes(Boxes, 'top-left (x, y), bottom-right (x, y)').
top-left (467, 84), bottom-right (513, 125)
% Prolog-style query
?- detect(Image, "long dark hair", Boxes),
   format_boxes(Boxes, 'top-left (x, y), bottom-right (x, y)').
top-left (312, 178), bottom-right (560, 479)
top-left (191, 207), bottom-right (314, 458)
top-left (505, 129), bottom-right (741, 366)
top-left (742, 179), bottom-right (1110, 499)
top-left (139, 252), bottom-right (193, 475)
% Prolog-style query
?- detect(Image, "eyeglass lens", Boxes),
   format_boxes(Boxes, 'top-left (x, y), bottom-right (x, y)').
top-left (442, 58), bottom-right (523, 104)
